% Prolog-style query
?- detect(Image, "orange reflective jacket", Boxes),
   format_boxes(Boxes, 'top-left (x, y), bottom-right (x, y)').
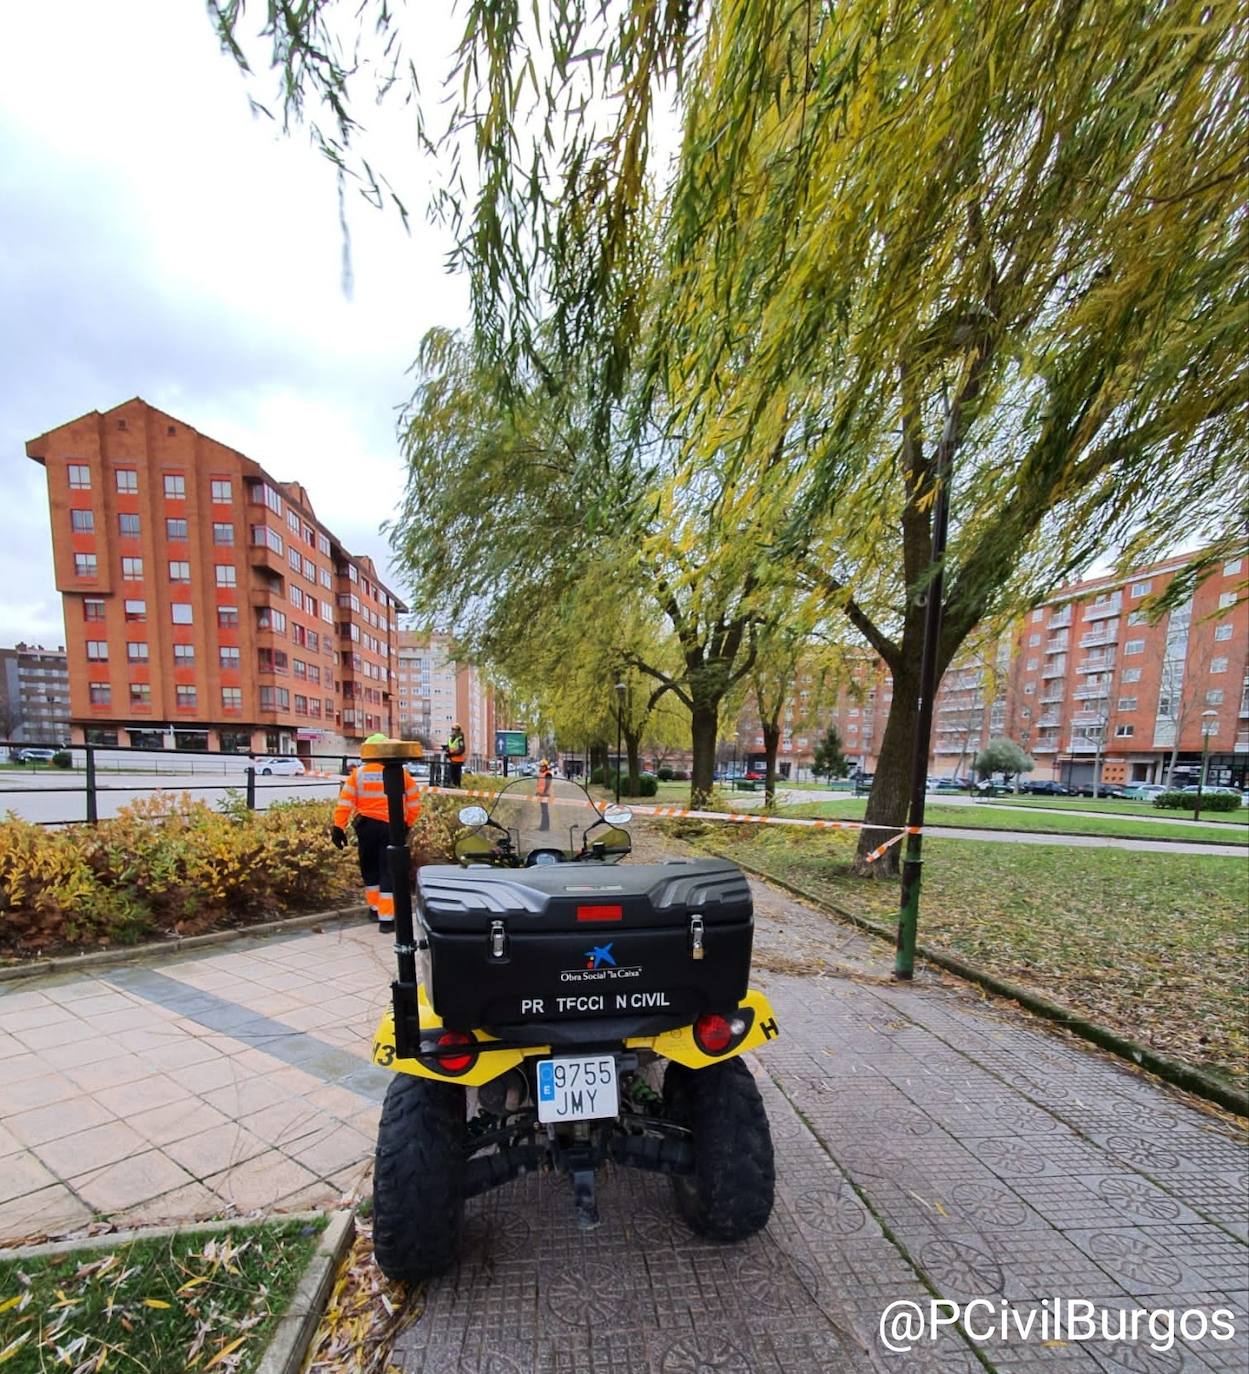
top-left (333, 762), bottom-right (420, 829)
top-left (447, 732), bottom-right (466, 763)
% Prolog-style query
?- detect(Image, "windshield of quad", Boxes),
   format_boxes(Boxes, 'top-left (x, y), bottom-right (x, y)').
top-left (485, 775), bottom-right (602, 857)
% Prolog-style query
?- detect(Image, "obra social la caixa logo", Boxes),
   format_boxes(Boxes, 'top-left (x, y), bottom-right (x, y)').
top-left (559, 942), bottom-right (643, 984)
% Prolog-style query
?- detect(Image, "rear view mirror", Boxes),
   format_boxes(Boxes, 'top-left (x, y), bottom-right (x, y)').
top-left (602, 806), bottom-right (633, 826)
top-left (458, 805), bottom-right (489, 827)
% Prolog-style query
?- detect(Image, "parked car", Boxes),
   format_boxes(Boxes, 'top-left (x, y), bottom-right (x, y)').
top-left (405, 761), bottom-right (431, 780)
top-left (1073, 783), bottom-right (1127, 799)
top-left (252, 756), bottom-right (306, 776)
top-left (14, 747), bottom-right (57, 764)
top-left (1123, 783), bottom-right (1168, 801)
top-left (1177, 784), bottom-right (1240, 798)
top-left (724, 773), bottom-right (762, 791)
top-left (1019, 780), bottom-right (1074, 796)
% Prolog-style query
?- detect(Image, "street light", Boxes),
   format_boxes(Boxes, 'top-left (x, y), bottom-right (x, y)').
top-left (614, 681), bottom-right (626, 805)
top-left (1195, 708), bottom-right (1218, 822)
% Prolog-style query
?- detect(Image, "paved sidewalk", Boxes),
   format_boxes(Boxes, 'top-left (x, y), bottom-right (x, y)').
top-left (2, 869), bottom-right (1246, 1372)
top-left (0, 916), bottom-right (391, 1238)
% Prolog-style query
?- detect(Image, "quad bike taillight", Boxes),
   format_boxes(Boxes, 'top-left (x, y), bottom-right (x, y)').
top-left (423, 1029), bottom-right (477, 1075)
top-left (693, 1010), bottom-right (753, 1056)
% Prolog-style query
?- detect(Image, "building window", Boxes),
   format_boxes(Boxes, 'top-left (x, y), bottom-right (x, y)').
top-left (287, 509), bottom-right (301, 534)
top-left (289, 585), bottom-right (303, 611)
top-left (1128, 611), bottom-right (1147, 626)
top-left (70, 509), bottom-right (94, 533)
top-left (130, 682), bottom-right (151, 706)
top-left (248, 480), bottom-right (283, 516)
top-left (1117, 697), bottom-right (1137, 711)
top-left (74, 553), bottom-right (98, 577)
top-left (218, 605), bottom-right (239, 628)
top-left (302, 556), bottom-right (316, 581)
top-left (85, 640), bottom-right (109, 661)
top-left (67, 463), bottom-right (91, 489)
top-left (1218, 591), bottom-right (1237, 609)
top-left (1124, 640), bottom-right (1144, 655)
top-left (176, 686), bottom-right (197, 709)
top-left (168, 561), bottom-right (191, 582)
top-left (222, 687), bottom-right (242, 710)
top-left (171, 604), bottom-right (193, 625)
top-left (173, 644), bottom-right (195, 667)
top-left (220, 646), bottom-right (240, 670)
top-left (288, 546), bottom-right (301, 571)
top-left (165, 518), bottom-right (188, 541)
top-left (115, 469), bottom-right (138, 493)
top-left (118, 513), bottom-right (141, 537)
top-left (1026, 658), bottom-right (1037, 671)
top-left (259, 686), bottom-right (290, 711)
top-left (258, 648), bottom-right (289, 674)
top-left (89, 683), bottom-right (110, 705)
top-left (294, 694), bottom-right (308, 715)
top-left (1206, 689), bottom-right (1224, 706)
top-left (1114, 724), bottom-right (1134, 737)
top-left (211, 478), bottom-right (233, 503)
top-left (293, 658), bottom-right (307, 679)
top-left (1023, 682), bottom-right (1035, 695)
top-left (83, 598), bottom-right (105, 621)
top-left (1211, 657), bottom-right (1228, 674)
top-left (251, 525), bottom-right (283, 555)
top-left (1131, 581), bottom-right (1151, 598)
top-left (212, 523), bottom-right (234, 546)
top-left (1121, 667), bottom-right (1141, 683)
top-left (215, 565), bottom-right (237, 587)
top-left (126, 642), bottom-right (148, 662)
top-left (1214, 624), bottom-right (1233, 641)
top-left (122, 557), bottom-right (144, 580)
top-left (257, 608), bottom-right (286, 634)
top-left (1225, 558), bottom-right (1243, 576)
top-left (163, 473), bottom-right (186, 499)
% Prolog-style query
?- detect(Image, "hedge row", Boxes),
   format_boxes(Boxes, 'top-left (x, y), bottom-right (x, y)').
top-left (1153, 790), bottom-right (1242, 812)
top-left (0, 792), bottom-right (461, 955)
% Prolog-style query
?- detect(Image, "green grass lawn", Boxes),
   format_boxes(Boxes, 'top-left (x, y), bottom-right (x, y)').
top-left (986, 796), bottom-right (1249, 826)
top-left (0, 1217), bottom-right (325, 1373)
top-left (773, 797), bottom-right (1248, 846)
top-left (687, 823), bottom-right (1249, 1090)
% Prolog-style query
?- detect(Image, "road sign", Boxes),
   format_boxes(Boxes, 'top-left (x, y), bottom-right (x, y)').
top-left (495, 730), bottom-right (527, 758)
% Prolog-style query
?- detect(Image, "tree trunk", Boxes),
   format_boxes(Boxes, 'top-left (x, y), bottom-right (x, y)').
top-left (689, 703), bottom-right (719, 808)
top-left (762, 723), bottom-right (780, 807)
top-left (853, 668), bottom-right (919, 877)
top-left (590, 740), bottom-right (609, 778)
top-left (623, 726), bottom-right (642, 787)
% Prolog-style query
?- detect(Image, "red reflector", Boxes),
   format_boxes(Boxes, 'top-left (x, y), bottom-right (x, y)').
top-left (434, 1030), bottom-right (475, 1073)
top-left (576, 904), bottom-right (623, 922)
top-left (694, 1013), bottom-right (734, 1055)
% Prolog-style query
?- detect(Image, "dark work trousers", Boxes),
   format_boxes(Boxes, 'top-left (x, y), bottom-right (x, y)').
top-left (354, 816), bottom-right (393, 921)
top-left (448, 761), bottom-right (464, 787)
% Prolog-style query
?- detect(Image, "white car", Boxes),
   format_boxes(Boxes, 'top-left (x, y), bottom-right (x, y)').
top-left (252, 756), bottom-right (306, 776)
top-left (1123, 783), bottom-right (1167, 800)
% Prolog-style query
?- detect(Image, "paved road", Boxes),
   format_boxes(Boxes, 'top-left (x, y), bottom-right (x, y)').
top-left (2, 846), bottom-right (1245, 1372)
top-left (0, 770), bottom-right (342, 824)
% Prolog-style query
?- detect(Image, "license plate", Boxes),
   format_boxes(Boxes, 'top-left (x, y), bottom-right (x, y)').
top-left (536, 1055), bottom-right (619, 1124)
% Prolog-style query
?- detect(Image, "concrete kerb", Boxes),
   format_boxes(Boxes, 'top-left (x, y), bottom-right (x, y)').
top-left (0, 1209), bottom-right (356, 1374)
top-left (707, 843), bottom-right (1249, 1119)
top-left (0, 904), bottom-right (369, 983)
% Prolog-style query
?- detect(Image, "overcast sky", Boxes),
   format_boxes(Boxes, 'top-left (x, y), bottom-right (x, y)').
top-left (1, 1), bottom-right (467, 648)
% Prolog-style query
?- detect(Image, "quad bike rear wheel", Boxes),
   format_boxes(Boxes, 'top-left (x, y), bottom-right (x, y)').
top-left (373, 1073), bottom-right (466, 1280)
top-left (664, 1058), bottom-right (775, 1240)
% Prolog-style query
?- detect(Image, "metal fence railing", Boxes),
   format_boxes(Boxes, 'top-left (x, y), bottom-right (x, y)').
top-left (0, 738), bottom-right (456, 826)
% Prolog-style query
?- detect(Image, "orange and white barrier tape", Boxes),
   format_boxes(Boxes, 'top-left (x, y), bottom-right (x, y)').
top-left (411, 783), bottom-right (920, 862)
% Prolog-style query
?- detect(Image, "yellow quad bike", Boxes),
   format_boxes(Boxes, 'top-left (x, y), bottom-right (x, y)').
top-left (364, 747), bottom-right (781, 1282)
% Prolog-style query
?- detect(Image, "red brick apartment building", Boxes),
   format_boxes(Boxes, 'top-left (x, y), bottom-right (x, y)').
top-left (1011, 551), bottom-right (1248, 789)
top-left (734, 550), bottom-right (1247, 787)
top-left (28, 399), bottom-right (404, 759)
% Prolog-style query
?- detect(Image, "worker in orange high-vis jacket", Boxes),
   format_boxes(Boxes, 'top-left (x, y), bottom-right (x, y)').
top-left (445, 723), bottom-right (467, 788)
top-left (331, 733), bottom-right (420, 933)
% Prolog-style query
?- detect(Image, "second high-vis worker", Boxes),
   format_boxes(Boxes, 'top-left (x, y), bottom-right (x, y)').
top-left (332, 733), bottom-right (421, 933)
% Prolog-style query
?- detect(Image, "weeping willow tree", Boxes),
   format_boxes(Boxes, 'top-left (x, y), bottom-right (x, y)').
top-left (213, 0), bottom-right (1248, 868)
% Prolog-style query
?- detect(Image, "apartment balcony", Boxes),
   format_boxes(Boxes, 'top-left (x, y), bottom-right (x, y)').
top-left (1073, 685), bottom-right (1109, 701)
top-left (1079, 629), bottom-right (1118, 649)
top-left (1076, 658), bottom-right (1115, 675)
top-left (1039, 692), bottom-right (1065, 705)
top-left (1032, 741), bottom-right (1058, 754)
top-left (1045, 638), bottom-right (1069, 653)
top-left (1082, 594), bottom-right (1122, 621)
top-left (1066, 738), bottom-right (1103, 754)
top-left (1071, 710), bottom-right (1105, 726)
top-left (1041, 662), bottom-right (1067, 679)
top-left (1047, 607), bottom-right (1073, 629)
top-left (1036, 714), bottom-right (1062, 729)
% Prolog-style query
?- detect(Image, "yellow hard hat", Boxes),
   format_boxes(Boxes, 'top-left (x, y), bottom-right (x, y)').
top-left (365, 732), bottom-right (389, 744)
top-left (540, 758), bottom-right (551, 768)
